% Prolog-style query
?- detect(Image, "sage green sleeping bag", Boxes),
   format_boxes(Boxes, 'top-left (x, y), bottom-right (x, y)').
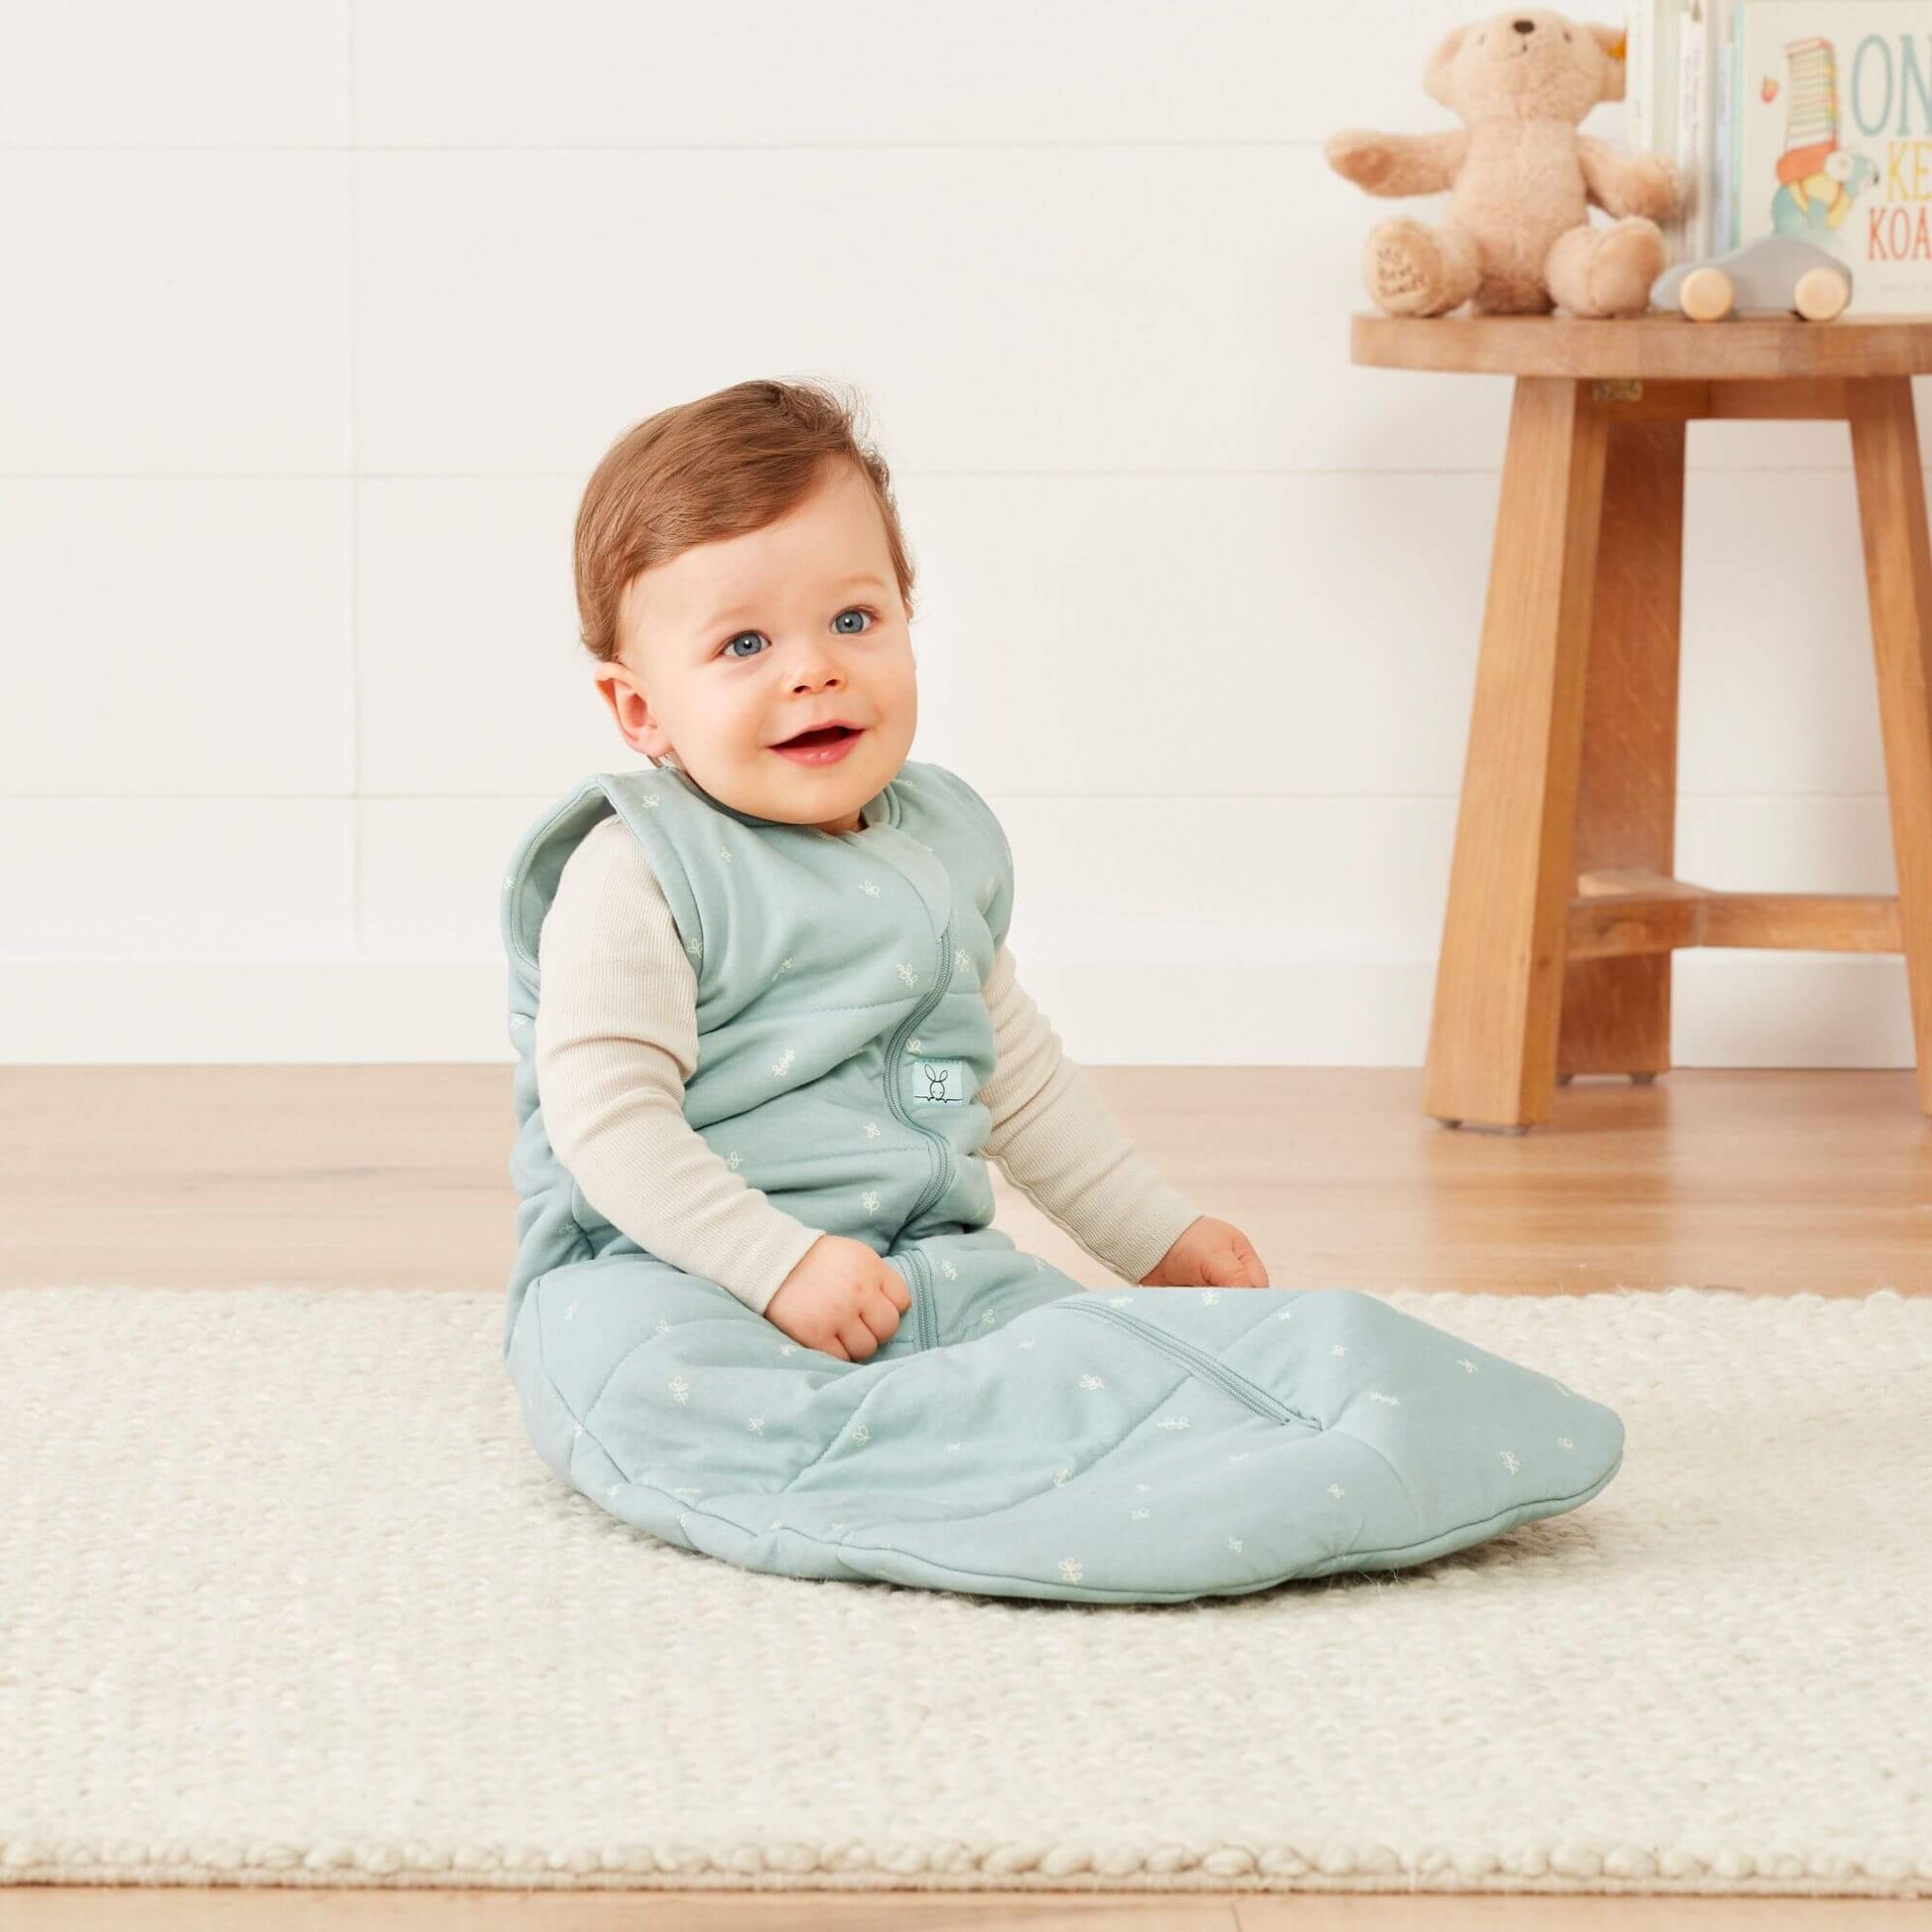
top-left (499, 758), bottom-right (1623, 1602)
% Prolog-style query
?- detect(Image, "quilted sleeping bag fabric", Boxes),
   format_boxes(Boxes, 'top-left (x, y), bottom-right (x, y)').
top-left (498, 759), bottom-right (1625, 1603)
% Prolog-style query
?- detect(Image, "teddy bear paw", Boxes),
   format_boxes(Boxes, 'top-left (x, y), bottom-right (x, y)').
top-left (1593, 218), bottom-right (1667, 311)
top-left (1557, 217), bottom-right (1667, 317)
top-left (1365, 218), bottom-right (1476, 318)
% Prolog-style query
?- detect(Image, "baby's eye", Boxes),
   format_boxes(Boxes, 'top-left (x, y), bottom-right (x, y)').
top-left (832, 607), bottom-right (874, 634)
top-left (721, 631), bottom-right (767, 660)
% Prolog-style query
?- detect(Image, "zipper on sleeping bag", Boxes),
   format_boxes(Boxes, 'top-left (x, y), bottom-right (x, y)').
top-left (905, 1245), bottom-right (937, 1351)
top-left (1059, 1296), bottom-right (1319, 1429)
top-left (882, 910), bottom-right (957, 1232)
top-left (878, 908), bottom-right (955, 1355)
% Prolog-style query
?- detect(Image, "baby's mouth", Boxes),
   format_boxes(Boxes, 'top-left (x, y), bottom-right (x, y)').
top-left (773, 725), bottom-right (860, 750)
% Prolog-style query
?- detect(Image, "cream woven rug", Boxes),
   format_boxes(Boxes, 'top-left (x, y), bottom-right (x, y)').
top-left (2, 1284), bottom-right (1927, 1899)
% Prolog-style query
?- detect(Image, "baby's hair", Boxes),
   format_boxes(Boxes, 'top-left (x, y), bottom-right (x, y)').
top-left (573, 376), bottom-right (917, 666)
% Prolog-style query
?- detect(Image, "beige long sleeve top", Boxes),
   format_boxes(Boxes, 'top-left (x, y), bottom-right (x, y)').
top-left (533, 813), bottom-right (1202, 1315)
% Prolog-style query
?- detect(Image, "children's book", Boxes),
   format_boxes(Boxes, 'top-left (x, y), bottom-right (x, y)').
top-left (1677, 0), bottom-right (1711, 258)
top-left (1732, 0), bottom-right (1932, 309)
top-left (1628, 0), bottom-right (1686, 254)
top-left (1623, 0), bottom-right (1719, 263)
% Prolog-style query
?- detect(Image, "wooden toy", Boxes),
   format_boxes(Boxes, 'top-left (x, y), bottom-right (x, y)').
top-left (1650, 234), bottom-right (1853, 322)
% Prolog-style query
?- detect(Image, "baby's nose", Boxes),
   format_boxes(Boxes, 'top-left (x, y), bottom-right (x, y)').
top-left (1512, 16), bottom-right (1536, 33)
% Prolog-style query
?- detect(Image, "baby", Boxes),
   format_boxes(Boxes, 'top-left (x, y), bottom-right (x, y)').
top-left (529, 377), bottom-right (1268, 1364)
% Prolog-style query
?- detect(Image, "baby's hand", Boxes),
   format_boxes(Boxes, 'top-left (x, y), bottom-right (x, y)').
top-left (1139, 1214), bottom-right (1270, 1290)
top-left (764, 1234), bottom-right (912, 1360)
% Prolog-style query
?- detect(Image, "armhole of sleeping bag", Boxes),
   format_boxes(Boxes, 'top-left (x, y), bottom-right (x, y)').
top-left (926, 763), bottom-right (1015, 951)
top-left (603, 790), bottom-right (707, 987)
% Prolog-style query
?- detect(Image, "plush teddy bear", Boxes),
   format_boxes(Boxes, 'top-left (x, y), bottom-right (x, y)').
top-left (1325, 8), bottom-right (1681, 318)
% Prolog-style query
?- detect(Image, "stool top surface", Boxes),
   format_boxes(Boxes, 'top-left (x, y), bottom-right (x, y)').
top-left (1351, 311), bottom-right (1932, 379)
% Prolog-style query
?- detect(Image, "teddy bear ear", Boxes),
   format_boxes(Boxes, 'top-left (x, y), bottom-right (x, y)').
top-left (1586, 21), bottom-right (1628, 100)
top-left (1422, 24), bottom-right (1467, 107)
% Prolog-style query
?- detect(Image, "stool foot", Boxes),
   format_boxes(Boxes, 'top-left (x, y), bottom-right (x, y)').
top-left (1422, 376), bottom-right (1608, 1131)
top-left (1630, 1070), bottom-right (1660, 1085)
top-left (1848, 375), bottom-right (1932, 1116)
top-left (1555, 1072), bottom-right (1575, 1084)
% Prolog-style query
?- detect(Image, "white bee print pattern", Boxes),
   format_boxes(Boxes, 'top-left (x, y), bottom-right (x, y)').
top-left (861, 1189), bottom-right (882, 1216)
top-left (1157, 1414), bottom-right (1190, 1431)
top-left (860, 879), bottom-right (882, 897)
top-left (865, 1120), bottom-right (882, 1139)
top-left (1057, 1558), bottom-right (1084, 1583)
top-left (668, 1375), bottom-right (690, 1405)
top-left (897, 962), bottom-right (919, 988)
top-left (1077, 1373), bottom-right (1107, 1390)
top-left (1499, 1449), bottom-right (1521, 1474)
top-left (771, 1046), bottom-right (795, 1078)
top-left (725, 1151), bottom-right (743, 1171)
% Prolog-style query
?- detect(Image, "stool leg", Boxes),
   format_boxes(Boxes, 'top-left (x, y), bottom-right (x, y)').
top-left (1847, 376), bottom-right (1932, 1115)
top-left (1558, 417), bottom-right (1686, 1080)
top-left (1423, 377), bottom-right (1608, 1129)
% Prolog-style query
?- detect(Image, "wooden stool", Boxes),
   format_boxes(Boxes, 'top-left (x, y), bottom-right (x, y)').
top-left (1351, 313), bottom-right (1932, 1132)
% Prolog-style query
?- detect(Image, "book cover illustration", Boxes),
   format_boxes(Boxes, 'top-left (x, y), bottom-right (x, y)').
top-left (1737, 3), bottom-right (1932, 309)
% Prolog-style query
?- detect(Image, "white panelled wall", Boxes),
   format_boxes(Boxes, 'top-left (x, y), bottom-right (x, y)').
top-left (0, 0), bottom-right (1919, 1066)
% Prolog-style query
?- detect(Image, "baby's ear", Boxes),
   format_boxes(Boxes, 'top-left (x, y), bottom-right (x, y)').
top-left (1586, 21), bottom-right (1627, 101)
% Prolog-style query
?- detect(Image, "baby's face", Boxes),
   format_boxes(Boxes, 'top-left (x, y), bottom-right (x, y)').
top-left (595, 459), bottom-right (918, 836)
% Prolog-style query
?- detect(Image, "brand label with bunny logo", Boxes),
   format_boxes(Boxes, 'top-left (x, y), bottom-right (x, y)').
top-left (902, 1051), bottom-right (975, 1108)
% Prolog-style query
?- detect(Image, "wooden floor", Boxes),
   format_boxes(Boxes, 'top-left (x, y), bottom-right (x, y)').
top-left (4, 1064), bottom-right (1929, 1930)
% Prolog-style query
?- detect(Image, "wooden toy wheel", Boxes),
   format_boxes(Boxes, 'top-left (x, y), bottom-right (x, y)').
top-left (1678, 267), bottom-right (1734, 322)
top-left (1793, 264), bottom-right (1851, 321)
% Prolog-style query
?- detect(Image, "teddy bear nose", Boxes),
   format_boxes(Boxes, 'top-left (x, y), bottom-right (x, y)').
top-left (1512, 16), bottom-right (1535, 30)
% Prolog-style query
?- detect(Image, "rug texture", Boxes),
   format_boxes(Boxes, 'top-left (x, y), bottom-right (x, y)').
top-left (1, 1284), bottom-right (1926, 1897)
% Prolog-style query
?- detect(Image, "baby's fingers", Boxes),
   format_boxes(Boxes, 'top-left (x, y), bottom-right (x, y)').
top-left (1221, 1233), bottom-right (1269, 1289)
